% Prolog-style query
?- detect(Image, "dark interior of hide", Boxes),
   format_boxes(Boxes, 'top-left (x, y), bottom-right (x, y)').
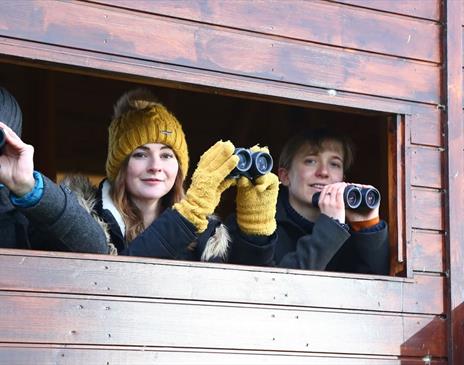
top-left (0, 63), bottom-right (390, 223)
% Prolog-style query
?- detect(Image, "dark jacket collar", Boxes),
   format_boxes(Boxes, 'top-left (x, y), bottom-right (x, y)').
top-left (277, 187), bottom-right (315, 234)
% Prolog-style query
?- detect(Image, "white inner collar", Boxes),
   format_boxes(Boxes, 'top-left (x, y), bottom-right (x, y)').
top-left (102, 180), bottom-right (126, 237)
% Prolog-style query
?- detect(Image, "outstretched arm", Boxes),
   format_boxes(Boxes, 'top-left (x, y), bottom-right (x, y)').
top-left (0, 122), bottom-right (108, 253)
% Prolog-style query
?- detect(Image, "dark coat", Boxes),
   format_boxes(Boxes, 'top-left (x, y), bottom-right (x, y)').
top-left (0, 174), bottom-right (108, 253)
top-left (228, 188), bottom-right (390, 275)
top-left (92, 180), bottom-right (229, 261)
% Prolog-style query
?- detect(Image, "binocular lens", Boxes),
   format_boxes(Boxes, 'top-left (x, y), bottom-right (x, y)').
top-left (228, 147), bottom-right (273, 180)
top-left (253, 152), bottom-right (273, 175)
top-left (235, 148), bottom-right (253, 172)
top-left (361, 187), bottom-right (381, 209)
top-left (365, 191), bottom-right (375, 206)
top-left (312, 184), bottom-right (380, 211)
top-left (344, 186), bottom-right (362, 209)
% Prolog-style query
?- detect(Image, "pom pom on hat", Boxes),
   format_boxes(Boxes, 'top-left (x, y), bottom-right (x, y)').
top-left (106, 89), bottom-right (189, 181)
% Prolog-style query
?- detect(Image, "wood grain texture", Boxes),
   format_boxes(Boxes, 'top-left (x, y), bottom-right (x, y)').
top-left (0, 37), bottom-right (423, 116)
top-left (411, 230), bottom-right (444, 273)
top-left (333, 0), bottom-right (440, 21)
top-left (410, 146), bottom-right (443, 188)
top-left (94, 0), bottom-right (440, 62)
top-left (0, 0), bottom-right (440, 103)
top-left (0, 251), bottom-right (445, 315)
top-left (445, 1), bottom-right (464, 364)
top-left (403, 274), bottom-right (444, 315)
top-left (0, 0), bottom-right (451, 360)
top-left (409, 106), bottom-right (442, 147)
top-left (0, 345), bottom-right (448, 365)
top-left (0, 292), bottom-right (446, 356)
top-left (410, 188), bottom-right (444, 231)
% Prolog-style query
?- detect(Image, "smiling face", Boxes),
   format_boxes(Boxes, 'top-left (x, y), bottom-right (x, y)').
top-left (279, 139), bottom-right (345, 212)
top-left (125, 143), bottom-right (179, 208)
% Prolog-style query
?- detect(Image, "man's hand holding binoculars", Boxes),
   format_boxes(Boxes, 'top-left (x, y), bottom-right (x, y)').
top-left (0, 122), bottom-right (35, 197)
top-left (312, 182), bottom-right (381, 226)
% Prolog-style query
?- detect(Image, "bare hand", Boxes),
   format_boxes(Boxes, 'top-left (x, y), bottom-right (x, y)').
top-left (0, 122), bottom-right (35, 196)
top-left (317, 182), bottom-right (348, 223)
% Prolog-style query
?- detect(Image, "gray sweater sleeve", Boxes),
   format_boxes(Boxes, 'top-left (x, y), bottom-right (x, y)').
top-left (17, 174), bottom-right (108, 254)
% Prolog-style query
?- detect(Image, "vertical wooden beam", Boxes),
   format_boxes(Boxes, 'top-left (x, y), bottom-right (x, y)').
top-left (443, 0), bottom-right (464, 364)
top-left (404, 114), bottom-right (413, 278)
top-left (388, 114), bottom-right (406, 276)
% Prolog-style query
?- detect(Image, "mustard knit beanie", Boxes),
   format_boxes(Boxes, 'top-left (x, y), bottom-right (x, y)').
top-left (106, 88), bottom-right (189, 181)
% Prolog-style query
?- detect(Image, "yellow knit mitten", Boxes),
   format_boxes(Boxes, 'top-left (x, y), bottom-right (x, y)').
top-left (174, 140), bottom-right (238, 233)
top-left (236, 171), bottom-right (279, 236)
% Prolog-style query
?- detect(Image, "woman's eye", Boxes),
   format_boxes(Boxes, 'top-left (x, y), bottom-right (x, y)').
top-left (331, 162), bottom-right (342, 169)
top-left (304, 159), bottom-right (316, 165)
top-left (161, 152), bottom-right (175, 159)
top-left (132, 152), bottom-right (147, 158)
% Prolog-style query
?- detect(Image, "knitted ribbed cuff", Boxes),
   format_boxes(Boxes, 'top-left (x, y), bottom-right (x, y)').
top-left (10, 171), bottom-right (44, 207)
top-left (350, 216), bottom-right (380, 232)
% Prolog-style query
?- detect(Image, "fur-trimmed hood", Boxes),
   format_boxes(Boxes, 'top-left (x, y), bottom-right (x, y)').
top-left (61, 175), bottom-right (230, 262)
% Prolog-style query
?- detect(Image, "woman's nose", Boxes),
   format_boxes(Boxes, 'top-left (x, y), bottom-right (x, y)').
top-left (147, 157), bottom-right (162, 172)
top-left (316, 163), bottom-right (329, 177)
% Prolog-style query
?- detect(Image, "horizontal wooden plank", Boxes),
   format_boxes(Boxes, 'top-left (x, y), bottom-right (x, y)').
top-left (410, 188), bottom-right (444, 230)
top-left (94, 0), bottom-right (440, 62)
top-left (0, 345), bottom-right (448, 365)
top-left (0, 292), bottom-right (446, 356)
top-left (334, 0), bottom-right (440, 21)
top-left (410, 146), bottom-right (443, 188)
top-left (0, 252), bottom-right (443, 315)
top-left (403, 275), bottom-right (444, 314)
top-left (0, 37), bottom-right (422, 116)
top-left (0, 0), bottom-right (440, 104)
top-left (409, 106), bottom-right (442, 147)
top-left (411, 230), bottom-right (444, 273)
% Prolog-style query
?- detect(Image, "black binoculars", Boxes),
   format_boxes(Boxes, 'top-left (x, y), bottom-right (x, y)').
top-left (228, 147), bottom-right (273, 179)
top-left (0, 129), bottom-right (5, 155)
top-left (312, 185), bottom-right (381, 211)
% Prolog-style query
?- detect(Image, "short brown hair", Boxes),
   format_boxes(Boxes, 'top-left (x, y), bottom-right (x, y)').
top-left (279, 128), bottom-right (355, 172)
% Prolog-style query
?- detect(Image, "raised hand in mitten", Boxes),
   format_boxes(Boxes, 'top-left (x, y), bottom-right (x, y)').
top-left (236, 145), bottom-right (279, 236)
top-left (173, 140), bottom-right (239, 233)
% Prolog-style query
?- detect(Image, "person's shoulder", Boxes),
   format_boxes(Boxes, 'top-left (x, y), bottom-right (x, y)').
top-left (59, 174), bottom-right (99, 213)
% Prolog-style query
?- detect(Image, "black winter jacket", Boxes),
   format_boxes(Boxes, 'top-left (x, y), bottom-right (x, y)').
top-left (0, 174), bottom-right (108, 253)
top-left (228, 188), bottom-right (390, 275)
top-left (93, 180), bottom-right (229, 261)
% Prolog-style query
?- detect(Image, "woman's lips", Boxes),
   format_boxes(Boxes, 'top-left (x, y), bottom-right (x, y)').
top-left (141, 178), bottom-right (163, 184)
top-left (310, 183), bottom-right (327, 190)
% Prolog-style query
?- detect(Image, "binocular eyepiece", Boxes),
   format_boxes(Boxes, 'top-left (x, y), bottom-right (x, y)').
top-left (312, 185), bottom-right (381, 211)
top-left (228, 148), bottom-right (273, 180)
top-left (0, 129), bottom-right (5, 155)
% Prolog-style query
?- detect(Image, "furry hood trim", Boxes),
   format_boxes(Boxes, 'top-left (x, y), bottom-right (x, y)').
top-left (61, 175), bottom-right (229, 261)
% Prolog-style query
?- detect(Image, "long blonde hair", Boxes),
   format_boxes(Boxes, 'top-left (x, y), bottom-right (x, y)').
top-left (110, 156), bottom-right (185, 243)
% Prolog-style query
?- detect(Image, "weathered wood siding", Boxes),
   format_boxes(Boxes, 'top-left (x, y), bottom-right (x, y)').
top-left (0, 0), bottom-right (460, 363)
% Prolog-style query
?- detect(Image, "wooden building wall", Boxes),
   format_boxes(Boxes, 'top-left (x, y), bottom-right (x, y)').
top-left (0, 0), bottom-right (462, 364)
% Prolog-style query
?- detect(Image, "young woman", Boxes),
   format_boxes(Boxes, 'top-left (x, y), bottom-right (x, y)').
top-left (68, 88), bottom-right (239, 261)
top-left (0, 87), bottom-right (107, 252)
top-left (229, 129), bottom-right (389, 275)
